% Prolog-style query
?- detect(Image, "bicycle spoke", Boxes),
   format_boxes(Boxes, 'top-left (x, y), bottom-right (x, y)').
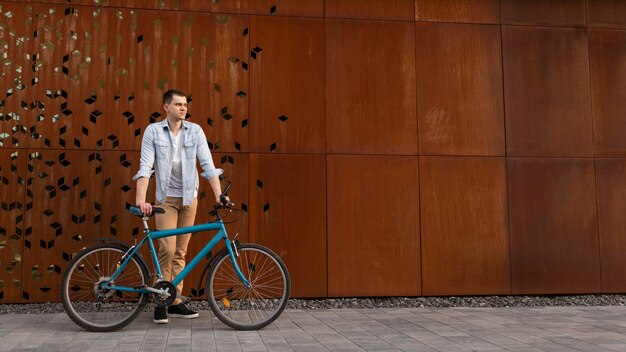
top-left (80, 255), bottom-right (101, 282)
top-left (251, 285), bottom-right (284, 297)
top-left (254, 275), bottom-right (285, 288)
top-left (214, 266), bottom-right (241, 284)
top-left (247, 289), bottom-right (264, 321)
top-left (249, 253), bottom-right (270, 282)
top-left (250, 263), bottom-right (279, 284)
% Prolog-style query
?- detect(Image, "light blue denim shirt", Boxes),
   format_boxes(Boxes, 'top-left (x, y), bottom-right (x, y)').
top-left (132, 119), bottom-right (223, 206)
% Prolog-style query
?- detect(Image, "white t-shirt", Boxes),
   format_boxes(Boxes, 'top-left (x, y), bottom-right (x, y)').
top-left (167, 130), bottom-right (184, 197)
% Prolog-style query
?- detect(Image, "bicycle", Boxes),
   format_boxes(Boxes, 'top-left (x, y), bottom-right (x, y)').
top-left (60, 182), bottom-right (290, 332)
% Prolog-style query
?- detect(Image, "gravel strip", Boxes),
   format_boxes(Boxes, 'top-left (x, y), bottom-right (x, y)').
top-left (284, 295), bottom-right (626, 309)
top-left (2, 295), bottom-right (626, 314)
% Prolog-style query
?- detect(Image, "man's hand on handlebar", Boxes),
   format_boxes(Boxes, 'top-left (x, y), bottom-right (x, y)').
top-left (136, 201), bottom-right (153, 216)
top-left (214, 181), bottom-right (234, 209)
top-left (216, 195), bottom-right (234, 209)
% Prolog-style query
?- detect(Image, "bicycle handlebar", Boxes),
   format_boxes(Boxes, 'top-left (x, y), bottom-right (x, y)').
top-left (221, 181), bottom-right (231, 198)
top-left (216, 181), bottom-right (234, 210)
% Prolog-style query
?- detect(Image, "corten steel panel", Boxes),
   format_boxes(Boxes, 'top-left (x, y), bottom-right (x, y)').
top-left (249, 154), bottom-right (326, 297)
top-left (501, 0), bottom-right (586, 27)
top-left (587, 0), bottom-right (626, 29)
top-left (187, 152), bottom-right (249, 299)
top-left (250, 16), bottom-right (325, 154)
top-left (416, 23), bottom-right (504, 156)
top-left (508, 158), bottom-right (601, 294)
top-left (502, 26), bottom-right (593, 157)
top-left (23, 150), bottom-right (104, 302)
top-left (0, 150), bottom-right (26, 302)
top-left (179, 13), bottom-right (249, 153)
top-left (589, 30), bottom-right (626, 157)
top-left (326, 0), bottom-right (414, 21)
top-left (249, 0), bottom-right (323, 17)
top-left (38, 0), bottom-right (109, 5)
top-left (420, 156), bottom-right (510, 295)
top-left (596, 159), bottom-right (626, 292)
top-left (180, 0), bottom-right (249, 13)
top-left (415, 0), bottom-right (500, 24)
top-left (327, 155), bottom-right (420, 297)
top-left (326, 20), bottom-right (417, 155)
top-left (108, 0), bottom-right (179, 10)
top-left (0, 2), bottom-right (33, 149)
top-left (105, 9), bottom-right (180, 151)
top-left (29, 4), bottom-right (107, 150)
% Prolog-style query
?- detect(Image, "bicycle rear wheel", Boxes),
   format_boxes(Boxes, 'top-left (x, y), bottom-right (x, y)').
top-left (61, 243), bottom-right (149, 332)
top-left (207, 244), bottom-right (290, 330)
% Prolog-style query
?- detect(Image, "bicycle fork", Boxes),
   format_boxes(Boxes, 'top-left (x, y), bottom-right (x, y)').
top-left (226, 234), bottom-right (251, 289)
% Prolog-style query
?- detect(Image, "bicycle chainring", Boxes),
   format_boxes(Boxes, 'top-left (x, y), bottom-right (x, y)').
top-left (152, 281), bottom-right (177, 307)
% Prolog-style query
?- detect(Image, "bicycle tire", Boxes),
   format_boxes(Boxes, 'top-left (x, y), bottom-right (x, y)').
top-left (61, 243), bottom-right (149, 332)
top-left (207, 244), bottom-right (290, 330)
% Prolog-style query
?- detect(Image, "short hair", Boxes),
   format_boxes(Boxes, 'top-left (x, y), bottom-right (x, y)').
top-left (163, 89), bottom-right (186, 104)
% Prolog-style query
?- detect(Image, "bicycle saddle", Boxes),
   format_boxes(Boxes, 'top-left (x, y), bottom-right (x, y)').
top-left (128, 206), bottom-right (165, 217)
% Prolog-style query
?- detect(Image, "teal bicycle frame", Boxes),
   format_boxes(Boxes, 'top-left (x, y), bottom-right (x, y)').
top-left (101, 219), bottom-right (250, 294)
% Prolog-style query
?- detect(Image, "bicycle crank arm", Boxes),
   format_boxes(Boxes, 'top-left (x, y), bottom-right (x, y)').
top-left (145, 290), bottom-right (190, 302)
top-left (143, 286), bottom-right (171, 296)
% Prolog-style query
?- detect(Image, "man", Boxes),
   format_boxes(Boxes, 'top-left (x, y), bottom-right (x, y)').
top-left (133, 89), bottom-right (227, 324)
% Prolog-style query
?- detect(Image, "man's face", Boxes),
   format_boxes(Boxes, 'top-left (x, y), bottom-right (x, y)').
top-left (164, 94), bottom-right (188, 121)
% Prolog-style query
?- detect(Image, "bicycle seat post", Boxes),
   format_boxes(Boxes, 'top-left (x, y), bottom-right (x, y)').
top-left (141, 216), bottom-right (150, 233)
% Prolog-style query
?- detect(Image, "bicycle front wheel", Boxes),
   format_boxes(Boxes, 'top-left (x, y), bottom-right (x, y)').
top-left (207, 244), bottom-right (290, 330)
top-left (61, 243), bottom-right (149, 332)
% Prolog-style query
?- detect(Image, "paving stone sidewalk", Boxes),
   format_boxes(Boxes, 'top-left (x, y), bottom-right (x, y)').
top-left (1, 306), bottom-right (626, 351)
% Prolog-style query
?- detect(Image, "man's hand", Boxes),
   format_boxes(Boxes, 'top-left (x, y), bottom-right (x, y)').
top-left (216, 195), bottom-right (232, 208)
top-left (136, 201), bottom-right (153, 216)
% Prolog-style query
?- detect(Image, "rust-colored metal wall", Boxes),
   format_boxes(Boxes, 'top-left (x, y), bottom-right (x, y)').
top-left (1, 0), bottom-right (625, 302)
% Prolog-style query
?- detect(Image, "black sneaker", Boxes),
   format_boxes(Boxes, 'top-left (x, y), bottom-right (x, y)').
top-left (153, 306), bottom-right (168, 324)
top-left (167, 303), bottom-right (199, 319)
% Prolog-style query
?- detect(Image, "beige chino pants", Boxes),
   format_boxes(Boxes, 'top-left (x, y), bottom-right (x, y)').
top-left (155, 196), bottom-right (198, 305)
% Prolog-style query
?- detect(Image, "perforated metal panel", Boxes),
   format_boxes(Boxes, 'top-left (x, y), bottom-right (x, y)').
top-left (0, 3), bottom-right (33, 150)
top-left (249, 154), bottom-right (327, 298)
top-left (29, 4), bottom-right (107, 150)
top-left (250, 16), bottom-right (325, 154)
top-left (105, 8), bottom-right (181, 151)
top-left (0, 150), bottom-right (25, 302)
top-left (22, 150), bottom-right (104, 302)
top-left (179, 13), bottom-right (249, 153)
